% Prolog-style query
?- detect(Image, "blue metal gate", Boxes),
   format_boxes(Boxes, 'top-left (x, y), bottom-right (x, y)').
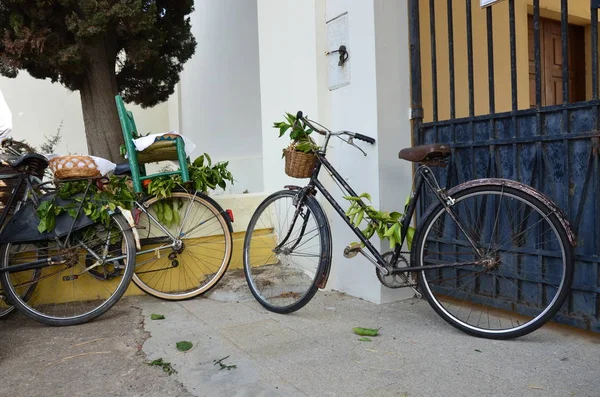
top-left (409, 0), bottom-right (600, 332)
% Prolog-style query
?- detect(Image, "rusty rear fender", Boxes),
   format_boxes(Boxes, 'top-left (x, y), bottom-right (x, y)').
top-left (446, 178), bottom-right (577, 247)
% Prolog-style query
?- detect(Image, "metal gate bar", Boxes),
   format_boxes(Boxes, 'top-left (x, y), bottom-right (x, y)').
top-left (408, 0), bottom-right (600, 332)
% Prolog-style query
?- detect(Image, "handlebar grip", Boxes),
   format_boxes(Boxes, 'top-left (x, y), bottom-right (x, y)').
top-left (354, 133), bottom-right (375, 145)
top-left (296, 111), bottom-right (303, 120)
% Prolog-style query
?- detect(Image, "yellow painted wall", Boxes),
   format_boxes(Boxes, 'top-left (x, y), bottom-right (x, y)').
top-left (0, 231), bottom-right (277, 311)
top-left (419, 0), bottom-right (596, 123)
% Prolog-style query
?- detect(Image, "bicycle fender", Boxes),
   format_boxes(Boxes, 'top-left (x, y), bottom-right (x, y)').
top-left (447, 178), bottom-right (577, 247)
top-left (119, 207), bottom-right (141, 250)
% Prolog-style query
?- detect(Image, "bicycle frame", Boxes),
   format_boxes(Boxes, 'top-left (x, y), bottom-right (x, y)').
top-left (130, 190), bottom-right (229, 271)
top-left (297, 144), bottom-right (487, 274)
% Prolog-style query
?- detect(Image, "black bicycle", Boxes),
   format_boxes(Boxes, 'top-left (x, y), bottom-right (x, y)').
top-left (0, 153), bottom-right (136, 326)
top-left (243, 111), bottom-right (575, 339)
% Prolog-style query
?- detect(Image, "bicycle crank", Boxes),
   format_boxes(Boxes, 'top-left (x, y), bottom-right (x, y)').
top-left (343, 242), bottom-right (389, 276)
top-left (376, 251), bottom-right (422, 298)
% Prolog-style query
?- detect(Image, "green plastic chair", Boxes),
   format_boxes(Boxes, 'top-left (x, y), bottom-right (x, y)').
top-left (115, 95), bottom-right (190, 193)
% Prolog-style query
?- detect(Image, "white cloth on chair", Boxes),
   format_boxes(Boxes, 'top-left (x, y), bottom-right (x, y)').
top-left (0, 89), bottom-right (12, 139)
top-left (132, 131), bottom-right (196, 157)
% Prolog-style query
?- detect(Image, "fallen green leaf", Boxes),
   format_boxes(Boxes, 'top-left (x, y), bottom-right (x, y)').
top-left (176, 341), bottom-right (193, 352)
top-left (213, 355), bottom-right (237, 371)
top-left (147, 358), bottom-right (177, 375)
top-left (474, 349), bottom-right (482, 353)
top-left (358, 337), bottom-right (372, 342)
top-left (353, 327), bottom-right (379, 337)
top-left (150, 314), bottom-right (165, 320)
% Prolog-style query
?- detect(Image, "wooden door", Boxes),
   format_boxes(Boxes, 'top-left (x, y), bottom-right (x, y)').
top-left (528, 16), bottom-right (585, 108)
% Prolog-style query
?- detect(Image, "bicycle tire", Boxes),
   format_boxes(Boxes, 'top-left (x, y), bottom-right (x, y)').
top-left (412, 183), bottom-right (573, 339)
top-left (0, 179), bottom-right (43, 319)
top-left (243, 189), bottom-right (331, 314)
top-left (132, 191), bottom-right (233, 300)
top-left (0, 269), bottom-right (39, 318)
top-left (0, 212), bottom-right (136, 326)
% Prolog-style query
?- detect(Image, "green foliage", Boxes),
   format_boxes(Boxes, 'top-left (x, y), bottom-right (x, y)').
top-left (344, 193), bottom-right (416, 250)
top-left (189, 153), bottom-right (234, 192)
top-left (38, 123), bottom-right (63, 154)
top-left (150, 314), bottom-right (165, 320)
top-left (213, 356), bottom-right (237, 371)
top-left (36, 176), bottom-right (134, 234)
top-left (35, 154), bottom-right (233, 233)
top-left (0, 1), bottom-right (196, 108)
top-left (146, 153), bottom-right (234, 226)
top-left (176, 341), bottom-right (193, 352)
top-left (273, 112), bottom-right (320, 157)
top-left (146, 358), bottom-right (177, 375)
top-left (353, 327), bottom-right (379, 336)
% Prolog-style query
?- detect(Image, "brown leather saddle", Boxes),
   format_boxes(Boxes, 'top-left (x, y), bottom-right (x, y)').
top-left (398, 143), bottom-right (451, 164)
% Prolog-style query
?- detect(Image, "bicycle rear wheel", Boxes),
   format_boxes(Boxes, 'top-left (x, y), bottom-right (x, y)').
top-left (243, 190), bottom-right (330, 313)
top-left (133, 192), bottom-right (233, 300)
top-left (413, 183), bottom-right (573, 339)
top-left (0, 213), bottom-right (136, 326)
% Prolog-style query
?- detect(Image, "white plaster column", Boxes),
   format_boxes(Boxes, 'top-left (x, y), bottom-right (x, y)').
top-left (317, 0), bottom-right (414, 303)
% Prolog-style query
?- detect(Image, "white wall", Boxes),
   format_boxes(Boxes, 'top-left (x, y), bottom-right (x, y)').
top-left (315, 0), bottom-right (414, 303)
top-left (257, 0), bottom-right (319, 193)
top-left (0, 73), bottom-right (168, 156)
top-left (179, 0), bottom-right (264, 195)
top-left (322, 0), bottom-right (383, 304)
top-left (254, 0), bottom-right (414, 304)
top-left (374, 0), bottom-right (415, 303)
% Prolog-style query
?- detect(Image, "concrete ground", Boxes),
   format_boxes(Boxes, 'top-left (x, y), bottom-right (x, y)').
top-left (1, 284), bottom-right (599, 397)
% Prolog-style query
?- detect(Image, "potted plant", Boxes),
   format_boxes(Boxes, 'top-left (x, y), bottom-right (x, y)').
top-left (273, 112), bottom-right (320, 179)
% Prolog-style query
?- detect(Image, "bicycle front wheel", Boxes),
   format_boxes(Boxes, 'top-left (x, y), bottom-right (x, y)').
top-left (0, 213), bottom-right (136, 326)
top-left (243, 190), bottom-right (330, 314)
top-left (133, 192), bottom-right (233, 300)
top-left (413, 184), bottom-right (573, 339)
top-left (0, 270), bottom-right (39, 318)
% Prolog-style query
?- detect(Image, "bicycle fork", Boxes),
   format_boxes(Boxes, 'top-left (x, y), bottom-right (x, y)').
top-left (273, 191), bottom-right (312, 255)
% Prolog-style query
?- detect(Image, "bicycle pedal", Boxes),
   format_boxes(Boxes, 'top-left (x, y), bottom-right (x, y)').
top-left (343, 242), bottom-right (362, 259)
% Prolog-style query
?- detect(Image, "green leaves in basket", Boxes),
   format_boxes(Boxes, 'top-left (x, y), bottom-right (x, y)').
top-left (274, 112), bottom-right (320, 157)
top-left (294, 141), bottom-right (315, 153)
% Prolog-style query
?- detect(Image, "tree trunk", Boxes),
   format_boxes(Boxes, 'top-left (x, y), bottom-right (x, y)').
top-left (79, 38), bottom-right (123, 162)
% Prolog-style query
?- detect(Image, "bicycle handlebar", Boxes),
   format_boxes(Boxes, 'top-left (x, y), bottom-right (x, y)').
top-left (294, 110), bottom-right (376, 145)
top-left (353, 133), bottom-right (375, 144)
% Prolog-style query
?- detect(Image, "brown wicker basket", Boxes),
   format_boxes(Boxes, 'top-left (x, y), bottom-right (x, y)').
top-left (49, 155), bottom-right (101, 180)
top-left (0, 165), bottom-right (24, 212)
top-left (284, 148), bottom-right (317, 179)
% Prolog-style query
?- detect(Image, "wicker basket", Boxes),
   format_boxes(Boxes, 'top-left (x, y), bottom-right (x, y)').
top-left (0, 165), bottom-right (24, 212)
top-left (284, 148), bottom-right (317, 179)
top-left (49, 155), bottom-right (101, 180)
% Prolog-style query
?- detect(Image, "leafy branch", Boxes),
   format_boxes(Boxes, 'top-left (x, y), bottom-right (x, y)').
top-left (36, 154), bottom-right (234, 232)
top-left (146, 153), bottom-right (234, 226)
top-left (36, 177), bottom-right (135, 233)
top-left (344, 193), bottom-right (415, 250)
top-left (273, 112), bottom-right (320, 158)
